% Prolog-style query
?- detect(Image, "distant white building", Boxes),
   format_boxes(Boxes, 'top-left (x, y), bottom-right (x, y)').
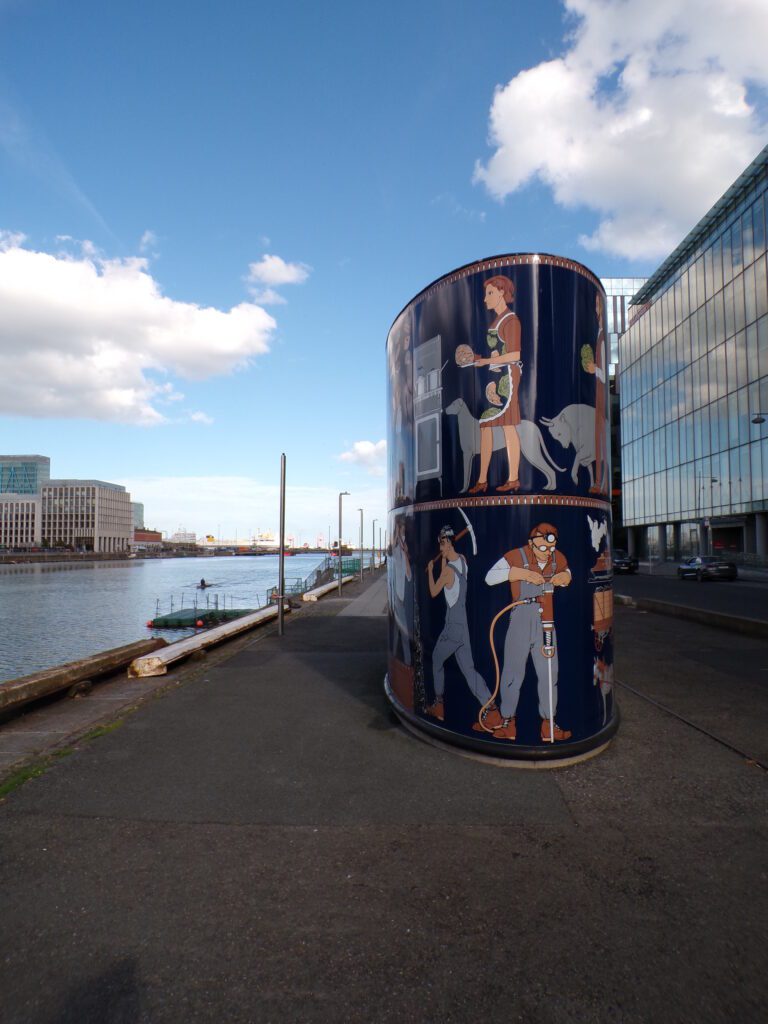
top-left (0, 495), bottom-right (42, 549)
top-left (42, 480), bottom-right (133, 553)
top-left (170, 529), bottom-right (197, 544)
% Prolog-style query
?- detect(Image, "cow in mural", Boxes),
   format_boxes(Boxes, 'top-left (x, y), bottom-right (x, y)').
top-left (539, 404), bottom-right (597, 489)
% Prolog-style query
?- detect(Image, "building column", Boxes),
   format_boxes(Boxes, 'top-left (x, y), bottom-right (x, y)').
top-left (673, 523), bottom-right (682, 561)
top-left (657, 524), bottom-right (667, 563)
top-left (755, 512), bottom-right (768, 560)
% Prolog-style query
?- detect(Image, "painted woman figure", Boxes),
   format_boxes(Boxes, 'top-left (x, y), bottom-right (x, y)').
top-left (583, 292), bottom-right (609, 496)
top-left (461, 275), bottom-right (523, 493)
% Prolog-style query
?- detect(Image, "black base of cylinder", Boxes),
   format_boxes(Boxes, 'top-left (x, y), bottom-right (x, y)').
top-left (384, 675), bottom-right (619, 764)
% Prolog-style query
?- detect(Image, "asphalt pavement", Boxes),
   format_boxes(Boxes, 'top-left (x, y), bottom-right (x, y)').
top-left (0, 572), bottom-right (766, 1023)
top-left (614, 561), bottom-right (768, 622)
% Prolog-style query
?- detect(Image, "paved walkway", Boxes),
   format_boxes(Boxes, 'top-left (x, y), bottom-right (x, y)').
top-left (1, 573), bottom-right (766, 1022)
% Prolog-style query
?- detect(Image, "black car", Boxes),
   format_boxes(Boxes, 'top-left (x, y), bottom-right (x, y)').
top-left (612, 548), bottom-right (638, 574)
top-left (677, 555), bottom-right (738, 581)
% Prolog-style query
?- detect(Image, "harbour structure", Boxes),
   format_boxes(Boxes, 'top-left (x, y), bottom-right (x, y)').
top-left (620, 144), bottom-right (768, 560)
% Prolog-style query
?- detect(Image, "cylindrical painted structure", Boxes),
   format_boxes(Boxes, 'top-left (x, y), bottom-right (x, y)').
top-left (385, 254), bottom-right (618, 761)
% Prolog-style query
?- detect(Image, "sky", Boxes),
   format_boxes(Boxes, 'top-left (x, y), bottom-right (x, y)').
top-left (1, 0), bottom-right (767, 544)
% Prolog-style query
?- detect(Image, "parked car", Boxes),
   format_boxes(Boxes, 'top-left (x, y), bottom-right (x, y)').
top-left (612, 549), bottom-right (638, 574)
top-left (677, 555), bottom-right (738, 581)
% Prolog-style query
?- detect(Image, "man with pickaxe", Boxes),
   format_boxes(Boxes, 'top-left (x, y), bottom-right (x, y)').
top-left (425, 519), bottom-right (501, 733)
top-left (485, 522), bottom-right (572, 742)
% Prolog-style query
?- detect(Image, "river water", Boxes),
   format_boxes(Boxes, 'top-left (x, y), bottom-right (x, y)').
top-left (0, 553), bottom-right (331, 682)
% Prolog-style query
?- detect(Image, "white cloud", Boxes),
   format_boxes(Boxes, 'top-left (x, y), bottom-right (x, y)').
top-left (247, 253), bottom-right (311, 287)
top-left (248, 287), bottom-right (287, 306)
top-left (139, 229), bottom-right (158, 253)
top-left (0, 235), bottom-right (276, 425)
top-left (121, 475), bottom-right (387, 543)
top-left (246, 253), bottom-right (312, 305)
top-left (189, 411), bottom-right (214, 424)
top-left (474, 0), bottom-right (768, 260)
top-left (338, 440), bottom-right (387, 476)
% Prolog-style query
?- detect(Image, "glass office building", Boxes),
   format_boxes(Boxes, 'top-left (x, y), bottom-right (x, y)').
top-left (600, 278), bottom-right (647, 545)
top-left (620, 145), bottom-right (768, 560)
top-left (0, 455), bottom-right (50, 495)
top-left (602, 277), bottom-right (648, 376)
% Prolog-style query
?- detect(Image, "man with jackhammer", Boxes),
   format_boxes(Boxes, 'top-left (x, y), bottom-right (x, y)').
top-left (485, 522), bottom-right (572, 742)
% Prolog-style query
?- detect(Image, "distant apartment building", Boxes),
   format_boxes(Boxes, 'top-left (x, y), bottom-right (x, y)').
top-left (42, 480), bottom-right (133, 552)
top-left (0, 456), bottom-right (48, 548)
top-left (0, 495), bottom-right (41, 548)
top-left (0, 455), bottom-right (50, 495)
top-left (132, 502), bottom-right (145, 530)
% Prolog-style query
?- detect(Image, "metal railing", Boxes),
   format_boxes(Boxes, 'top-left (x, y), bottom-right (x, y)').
top-left (265, 554), bottom-right (373, 603)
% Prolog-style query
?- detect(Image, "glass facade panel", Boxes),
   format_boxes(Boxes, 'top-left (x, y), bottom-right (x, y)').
top-left (756, 255), bottom-right (768, 320)
top-left (712, 238), bottom-right (724, 294)
top-left (619, 152), bottom-right (768, 541)
top-left (722, 227), bottom-right (733, 285)
top-left (743, 208), bottom-right (755, 266)
top-left (732, 220), bottom-right (743, 278)
top-left (754, 195), bottom-right (766, 256)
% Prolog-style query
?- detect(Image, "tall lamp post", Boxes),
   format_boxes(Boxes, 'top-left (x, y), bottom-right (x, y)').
top-left (338, 491), bottom-right (349, 595)
top-left (277, 453), bottom-right (286, 636)
top-left (371, 518), bottom-right (377, 574)
top-left (357, 508), bottom-right (364, 583)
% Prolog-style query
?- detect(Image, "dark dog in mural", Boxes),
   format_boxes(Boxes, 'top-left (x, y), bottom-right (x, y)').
top-left (445, 398), bottom-right (564, 492)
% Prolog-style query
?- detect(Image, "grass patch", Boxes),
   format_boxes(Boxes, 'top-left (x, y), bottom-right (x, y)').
top-left (83, 719), bottom-right (124, 742)
top-left (0, 746), bottom-right (75, 799)
top-left (0, 763), bottom-right (48, 799)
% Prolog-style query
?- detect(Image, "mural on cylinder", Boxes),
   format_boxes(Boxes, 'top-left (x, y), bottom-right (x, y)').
top-left (385, 255), bottom-right (617, 753)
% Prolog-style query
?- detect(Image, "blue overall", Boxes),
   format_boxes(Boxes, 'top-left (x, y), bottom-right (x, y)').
top-left (432, 557), bottom-right (491, 705)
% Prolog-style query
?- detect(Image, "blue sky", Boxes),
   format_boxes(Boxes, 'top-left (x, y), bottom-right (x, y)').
top-left (1, 0), bottom-right (766, 543)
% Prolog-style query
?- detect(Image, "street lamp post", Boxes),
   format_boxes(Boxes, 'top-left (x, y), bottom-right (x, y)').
top-left (277, 453), bottom-right (286, 637)
top-left (371, 518), bottom-right (377, 573)
top-left (358, 508), bottom-right (364, 583)
top-left (338, 491), bottom-right (349, 595)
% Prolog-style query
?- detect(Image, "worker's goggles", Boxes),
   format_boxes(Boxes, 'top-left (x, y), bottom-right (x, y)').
top-left (531, 533), bottom-right (557, 544)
